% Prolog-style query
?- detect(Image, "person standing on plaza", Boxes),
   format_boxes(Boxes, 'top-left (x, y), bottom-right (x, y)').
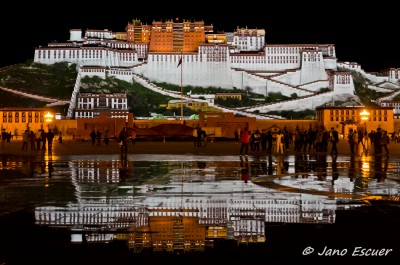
top-left (373, 128), bottom-right (383, 155)
top-left (104, 129), bottom-right (110, 146)
top-left (29, 130), bottom-right (36, 151)
top-left (7, 131), bottom-right (12, 142)
top-left (353, 130), bottom-right (358, 151)
top-left (21, 130), bottom-right (29, 151)
top-left (201, 129), bottom-right (207, 147)
top-left (330, 127), bottom-right (339, 155)
top-left (321, 129), bottom-right (330, 153)
top-left (347, 128), bottom-right (356, 155)
top-left (46, 129), bottom-right (55, 151)
top-left (96, 130), bottom-right (102, 146)
top-left (315, 129), bottom-right (323, 152)
top-left (357, 130), bottom-right (365, 149)
top-left (1, 128), bottom-right (7, 149)
top-left (131, 130), bottom-right (136, 145)
top-left (252, 130), bottom-right (261, 153)
top-left (192, 127), bottom-right (198, 147)
top-left (234, 129), bottom-right (239, 144)
top-left (275, 131), bottom-right (284, 155)
top-left (260, 129), bottom-right (267, 151)
top-left (90, 129), bottom-right (96, 146)
top-left (381, 130), bottom-right (390, 155)
top-left (196, 126), bottom-right (203, 147)
top-left (266, 130), bottom-right (273, 153)
top-left (41, 129), bottom-right (47, 150)
top-left (35, 130), bottom-right (42, 150)
top-left (239, 127), bottom-right (251, 156)
top-left (363, 130), bottom-right (370, 151)
top-left (119, 127), bottom-right (129, 156)
top-left (58, 132), bottom-right (63, 143)
top-left (284, 130), bottom-right (291, 151)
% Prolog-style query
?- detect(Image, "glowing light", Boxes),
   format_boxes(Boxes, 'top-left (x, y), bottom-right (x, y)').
top-left (44, 111), bottom-right (54, 123)
top-left (360, 109), bottom-right (370, 121)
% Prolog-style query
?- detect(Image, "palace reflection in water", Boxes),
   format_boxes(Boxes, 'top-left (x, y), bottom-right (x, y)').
top-left (1, 153), bottom-right (399, 254)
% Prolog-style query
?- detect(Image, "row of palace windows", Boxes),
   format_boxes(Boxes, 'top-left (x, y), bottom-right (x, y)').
top-left (3, 117), bottom-right (44, 123)
top-left (2, 112), bottom-right (42, 117)
top-left (330, 109), bottom-right (388, 115)
top-left (330, 116), bottom-right (388, 122)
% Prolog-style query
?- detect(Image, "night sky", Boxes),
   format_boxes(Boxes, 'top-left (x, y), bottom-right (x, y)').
top-left (1, 3), bottom-right (398, 72)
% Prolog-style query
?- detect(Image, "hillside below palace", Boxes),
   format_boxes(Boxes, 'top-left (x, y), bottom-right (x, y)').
top-left (33, 18), bottom-right (400, 119)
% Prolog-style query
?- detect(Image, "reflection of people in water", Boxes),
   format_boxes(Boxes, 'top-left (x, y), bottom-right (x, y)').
top-left (276, 155), bottom-right (285, 175)
top-left (348, 155), bottom-right (355, 182)
top-left (294, 154), bottom-right (308, 178)
top-left (374, 155), bottom-right (388, 182)
top-left (197, 161), bottom-right (206, 169)
top-left (316, 153), bottom-right (328, 181)
top-left (331, 155), bottom-right (338, 185)
top-left (240, 156), bottom-right (250, 183)
top-left (119, 159), bottom-right (128, 181)
top-left (267, 155), bottom-right (273, 175)
top-left (29, 158), bottom-right (37, 178)
top-left (1, 155), bottom-right (7, 167)
top-left (48, 159), bottom-right (53, 178)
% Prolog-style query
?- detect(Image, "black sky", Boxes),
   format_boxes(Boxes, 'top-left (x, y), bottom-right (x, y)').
top-left (1, 3), bottom-right (398, 72)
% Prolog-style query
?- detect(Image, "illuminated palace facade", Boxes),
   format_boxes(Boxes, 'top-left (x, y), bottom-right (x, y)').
top-left (34, 18), bottom-right (339, 93)
top-left (33, 18), bottom-right (400, 118)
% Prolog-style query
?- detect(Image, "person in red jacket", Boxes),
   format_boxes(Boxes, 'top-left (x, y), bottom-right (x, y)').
top-left (239, 127), bottom-right (251, 156)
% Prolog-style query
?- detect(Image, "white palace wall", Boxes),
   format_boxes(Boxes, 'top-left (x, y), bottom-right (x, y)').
top-left (300, 52), bottom-right (327, 84)
top-left (34, 40), bottom-right (362, 106)
top-left (299, 80), bottom-right (330, 92)
top-left (323, 58), bottom-right (337, 70)
top-left (338, 62), bottom-right (388, 84)
top-left (272, 70), bottom-right (302, 86)
top-left (34, 48), bottom-right (139, 68)
top-left (247, 91), bottom-right (336, 113)
top-left (142, 56), bottom-right (233, 89)
top-left (332, 74), bottom-right (355, 95)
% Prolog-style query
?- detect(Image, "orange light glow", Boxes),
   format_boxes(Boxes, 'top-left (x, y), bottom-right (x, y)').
top-left (360, 109), bottom-right (370, 121)
top-left (44, 112), bottom-right (54, 123)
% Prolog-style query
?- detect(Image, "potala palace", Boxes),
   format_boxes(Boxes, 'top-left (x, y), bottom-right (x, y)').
top-left (33, 18), bottom-right (400, 119)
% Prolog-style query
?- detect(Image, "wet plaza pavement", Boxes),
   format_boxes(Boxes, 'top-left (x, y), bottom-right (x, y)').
top-left (0, 151), bottom-right (400, 264)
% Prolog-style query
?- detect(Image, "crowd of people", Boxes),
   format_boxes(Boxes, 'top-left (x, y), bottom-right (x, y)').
top-left (20, 128), bottom-right (55, 151)
top-left (237, 126), bottom-right (392, 157)
top-left (0, 125), bottom-right (396, 158)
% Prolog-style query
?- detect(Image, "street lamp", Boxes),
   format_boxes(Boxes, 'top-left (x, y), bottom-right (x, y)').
top-left (359, 109), bottom-right (370, 133)
top-left (44, 111), bottom-right (54, 128)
